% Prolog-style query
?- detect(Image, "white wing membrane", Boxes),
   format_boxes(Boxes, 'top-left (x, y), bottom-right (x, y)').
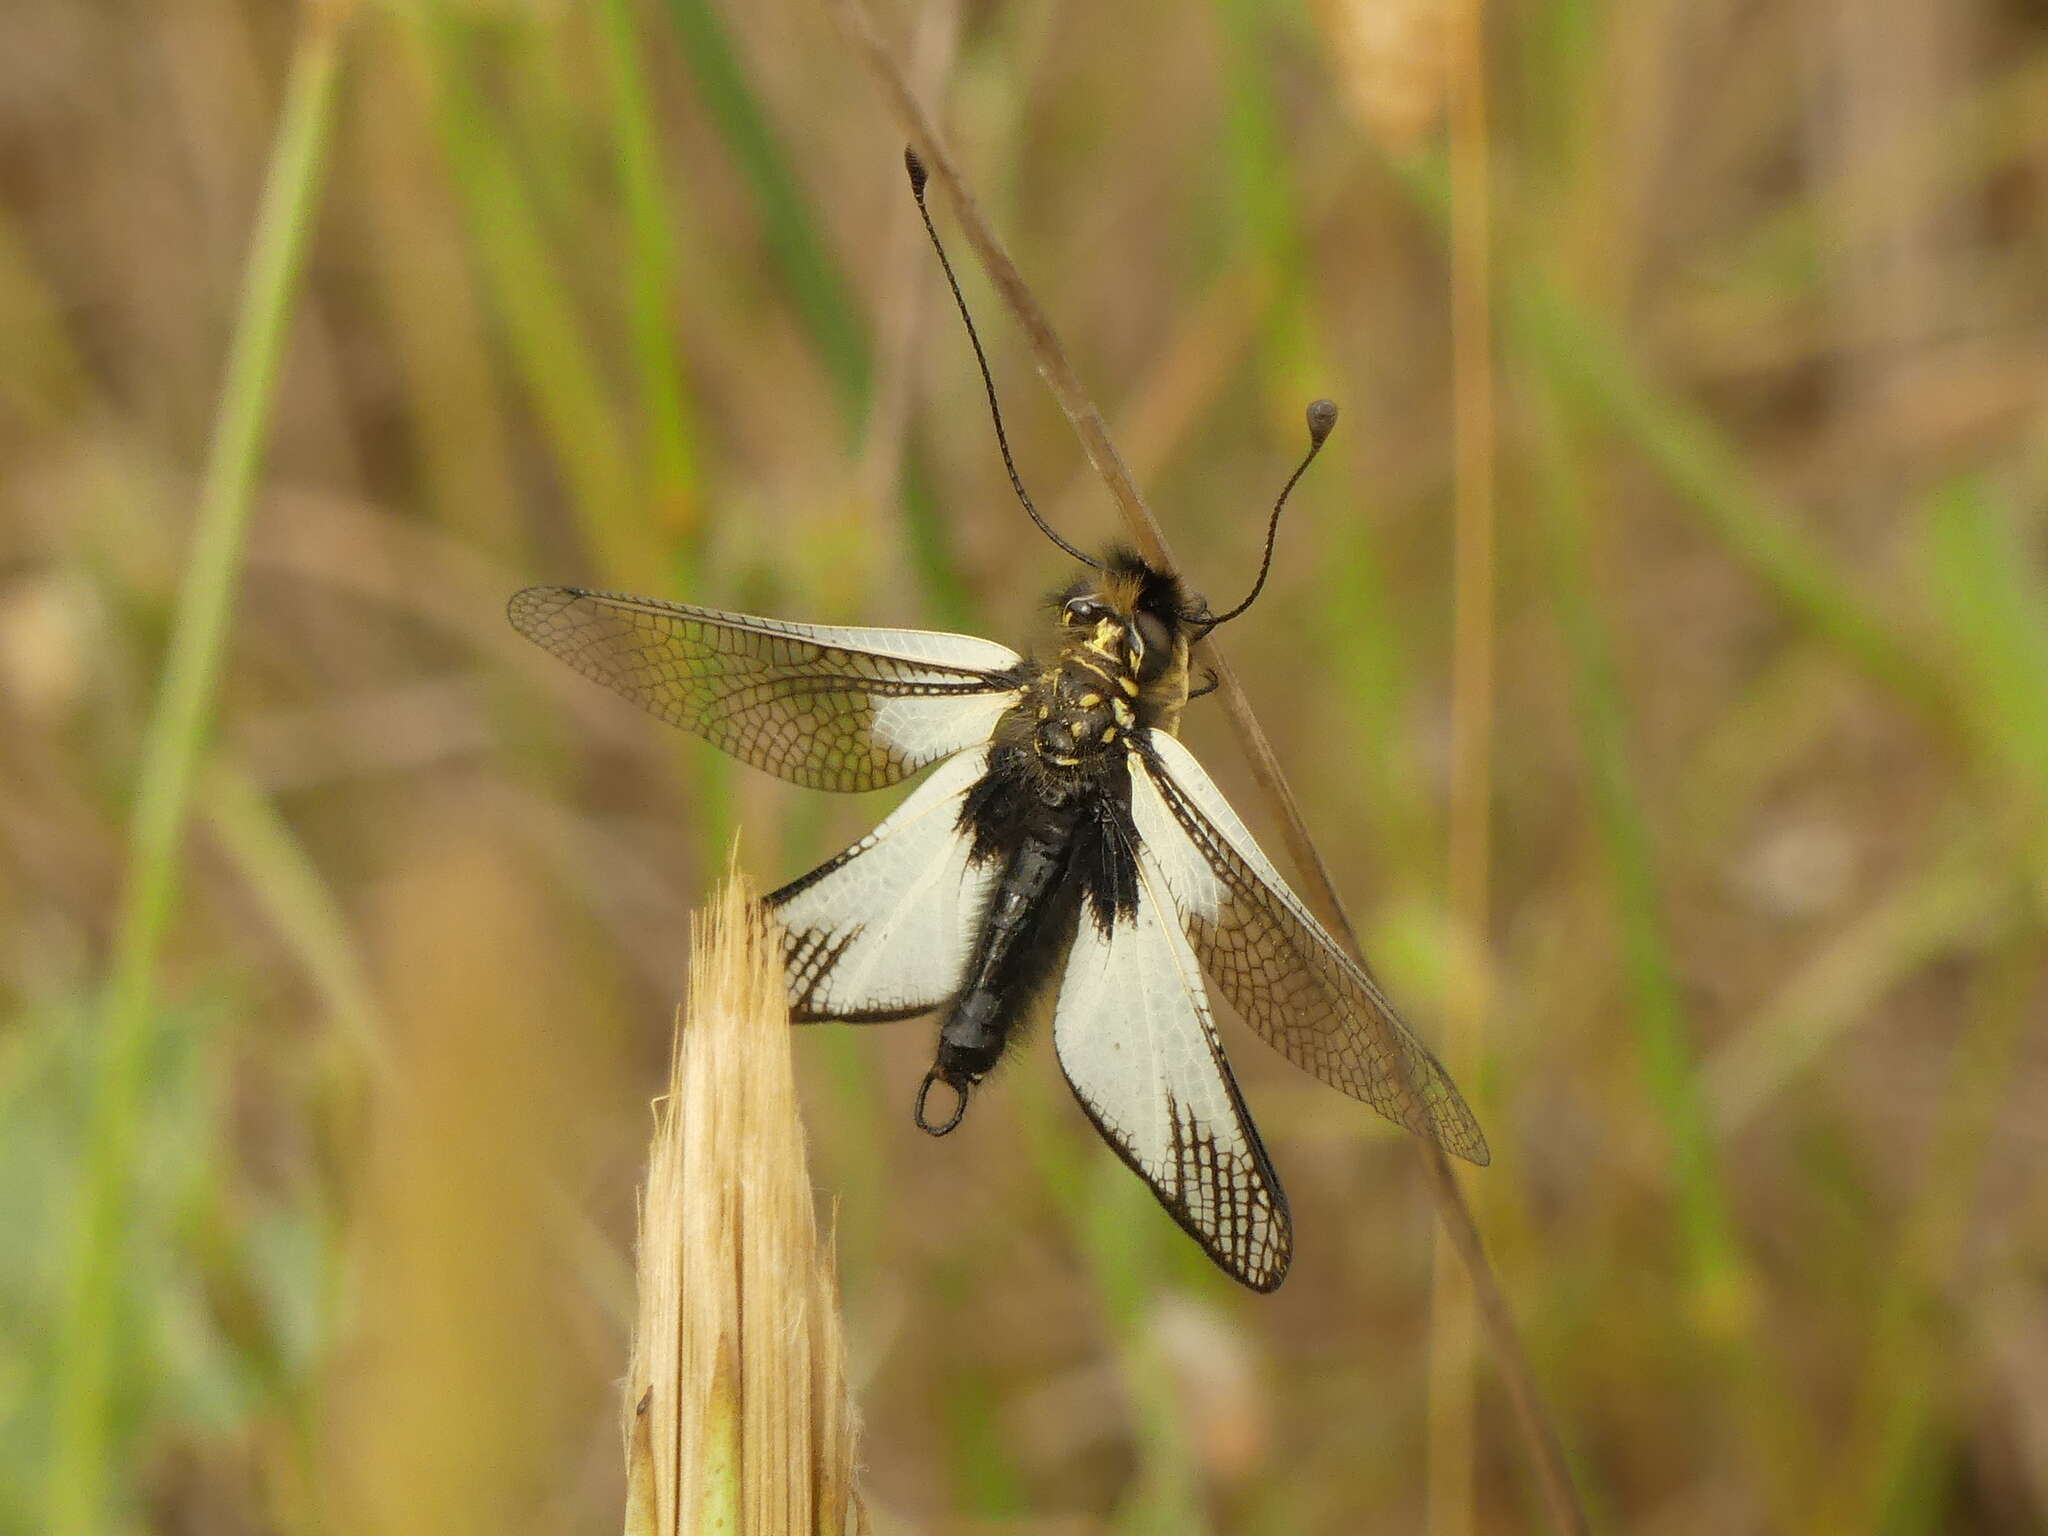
top-left (769, 748), bottom-right (996, 1021)
top-left (1053, 846), bottom-right (1292, 1291)
top-left (1129, 732), bottom-right (1490, 1165)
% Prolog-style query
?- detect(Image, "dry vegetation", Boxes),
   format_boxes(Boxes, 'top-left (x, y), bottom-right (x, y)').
top-left (625, 873), bottom-right (863, 1536)
top-left (3, 0), bottom-right (2046, 1531)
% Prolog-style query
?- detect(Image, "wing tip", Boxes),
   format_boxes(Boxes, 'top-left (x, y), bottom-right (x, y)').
top-left (1422, 1092), bottom-right (1491, 1168)
top-left (506, 583), bottom-right (584, 638)
top-left (1243, 1251), bottom-right (1292, 1293)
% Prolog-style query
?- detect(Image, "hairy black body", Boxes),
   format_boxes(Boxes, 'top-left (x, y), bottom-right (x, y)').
top-left (905, 551), bottom-right (1192, 1132)
top-left (505, 232), bottom-right (1461, 1283)
top-left (913, 743), bottom-right (1140, 1131)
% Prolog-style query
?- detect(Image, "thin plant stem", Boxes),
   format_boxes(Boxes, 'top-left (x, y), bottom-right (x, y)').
top-left (1431, 1), bottom-right (1497, 1531)
top-left (1839, 925), bottom-right (2037, 1530)
top-left (409, 3), bottom-right (647, 581)
top-left (203, 765), bottom-right (391, 1083)
top-left (596, 0), bottom-right (702, 520)
top-left (44, 11), bottom-right (352, 1532)
top-left (654, 0), bottom-right (977, 630)
top-left (1381, 147), bottom-right (1951, 728)
top-left (661, 0), bottom-right (872, 424)
top-left (591, 0), bottom-right (735, 865)
top-left (827, 3), bottom-right (1589, 1530)
top-left (1508, 273), bottom-right (1951, 724)
top-left (410, 5), bottom-right (648, 581)
top-left (1528, 372), bottom-right (1813, 1524)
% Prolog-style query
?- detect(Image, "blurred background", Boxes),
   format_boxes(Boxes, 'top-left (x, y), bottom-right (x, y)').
top-left (4, 0), bottom-right (2047, 1530)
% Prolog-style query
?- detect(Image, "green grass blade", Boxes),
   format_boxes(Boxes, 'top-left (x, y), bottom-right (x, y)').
top-left (592, 0), bottom-right (736, 858)
top-left (1528, 378), bottom-right (1815, 1519)
top-left (44, 16), bottom-right (350, 1532)
top-left (1847, 927), bottom-right (2038, 1533)
top-left (1380, 144), bottom-right (1947, 723)
top-left (411, 6), bottom-right (649, 581)
top-left (1527, 384), bottom-right (1750, 1331)
top-left (202, 766), bottom-right (389, 1078)
top-left (1923, 478), bottom-right (2048, 888)
top-left (1511, 275), bottom-right (1949, 719)
top-left (654, 0), bottom-right (975, 630)
top-left (659, 0), bottom-right (870, 422)
top-left (597, 0), bottom-right (703, 519)
top-left (1213, 0), bottom-right (1312, 390)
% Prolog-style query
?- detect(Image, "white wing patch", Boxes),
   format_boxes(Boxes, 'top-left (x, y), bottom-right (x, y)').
top-left (769, 747), bottom-right (995, 1021)
top-left (742, 617), bottom-right (1021, 676)
top-left (1127, 757), bottom-right (1225, 917)
top-left (870, 689), bottom-right (1015, 764)
top-left (1052, 846), bottom-right (1291, 1291)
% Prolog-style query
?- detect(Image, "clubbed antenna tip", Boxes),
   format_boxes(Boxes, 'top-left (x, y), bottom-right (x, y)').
top-left (903, 146), bottom-right (928, 197)
top-left (1190, 396), bottom-right (1341, 632)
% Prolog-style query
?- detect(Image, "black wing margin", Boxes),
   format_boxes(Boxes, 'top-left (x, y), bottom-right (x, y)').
top-left (768, 747), bottom-right (1000, 1022)
top-left (1129, 732), bottom-right (1490, 1166)
top-left (1052, 837), bottom-right (1294, 1290)
top-left (508, 586), bottom-right (1028, 791)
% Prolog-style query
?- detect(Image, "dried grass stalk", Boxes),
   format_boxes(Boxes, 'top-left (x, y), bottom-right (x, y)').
top-left (824, 6), bottom-right (1588, 1531)
top-left (624, 876), bottom-right (865, 1536)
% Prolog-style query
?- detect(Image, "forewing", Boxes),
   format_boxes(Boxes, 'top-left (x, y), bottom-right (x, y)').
top-left (508, 586), bottom-right (1025, 791)
top-left (1129, 732), bottom-right (1490, 1166)
top-left (1053, 843), bottom-right (1292, 1291)
top-left (768, 747), bottom-right (995, 1021)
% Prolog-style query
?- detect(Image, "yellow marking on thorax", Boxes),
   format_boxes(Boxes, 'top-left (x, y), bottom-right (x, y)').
top-left (1145, 635), bottom-right (1194, 739)
top-left (1060, 652), bottom-right (1125, 695)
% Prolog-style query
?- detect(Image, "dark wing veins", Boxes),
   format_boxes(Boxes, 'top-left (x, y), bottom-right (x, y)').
top-left (1136, 739), bottom-right (1490, 1166)
top-left (1051, 836), bottom-right (1293, 1291)
top-left (509, 586), bottom-right (1028, 791)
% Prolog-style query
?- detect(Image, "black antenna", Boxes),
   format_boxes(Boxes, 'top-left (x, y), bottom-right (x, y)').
top-left (1192, 398), bottom-right (1338, 631)
top-left (904, 149), bottom-right (1104, 571)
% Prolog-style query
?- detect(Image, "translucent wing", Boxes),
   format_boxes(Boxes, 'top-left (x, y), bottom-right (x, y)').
top-left (508, 586), bottom-right (1026, 791)
top-left (1053, 843), bottom-right (1292, 1291)
top-left (1128, 731), bottom-right (1490, 1166)
top-left (768, 747), bottom-right (996, 1021)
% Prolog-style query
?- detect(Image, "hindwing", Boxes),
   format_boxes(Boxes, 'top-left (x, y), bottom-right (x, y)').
top-left (1053, 832), bottom-right (1293, 1290)
top-left (768, 747), bottom-right (998, 1021)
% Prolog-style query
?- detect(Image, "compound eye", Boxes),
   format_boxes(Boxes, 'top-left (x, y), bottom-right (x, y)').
top-left (1129, 610), bottom-right (1175, 683)
top-left (1064, 596), bottom-right (1108, 626)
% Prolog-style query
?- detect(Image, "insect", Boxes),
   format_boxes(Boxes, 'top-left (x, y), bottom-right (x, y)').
top-left (509, 152), bottom-right (1487, 1290)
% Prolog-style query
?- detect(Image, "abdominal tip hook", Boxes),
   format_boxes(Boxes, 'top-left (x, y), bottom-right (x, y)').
top-left (914, 1069), bottom-right (969, 1136)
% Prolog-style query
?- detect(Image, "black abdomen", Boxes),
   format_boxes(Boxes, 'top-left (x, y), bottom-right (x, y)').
top-left (922, 741), bottom-right (1140, 1126)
